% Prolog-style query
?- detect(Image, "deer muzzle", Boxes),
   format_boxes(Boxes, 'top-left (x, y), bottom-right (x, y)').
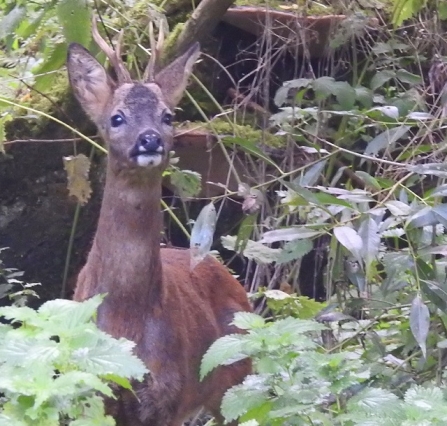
top-left (130, 130), bottom-right (165, 168)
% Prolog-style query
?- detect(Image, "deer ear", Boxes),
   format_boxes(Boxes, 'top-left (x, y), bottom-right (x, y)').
top-left (154, 43), bottom-right (200, 108)
top-left (67, 43), bottom-right (114, 124)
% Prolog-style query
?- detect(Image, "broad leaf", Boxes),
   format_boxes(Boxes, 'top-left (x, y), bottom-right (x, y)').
top-left (277, 239), bottom-right (313, 264)
top-left (364, 125), bottom-right (410, 156)
top-left (260, 227), bottom-right (322, 243)
top-left (190, 203), bottom-right (217, 269)
top-left (410, 295), bottom-right (430, 358)
top-left (200, 334), bottom-right (246, 379)
top-left (56, 0), bottom-right (91, 45)
top-left (358, 217), bottom-right (380, 271)
top-left (333, 226), bottom-right (363, 261)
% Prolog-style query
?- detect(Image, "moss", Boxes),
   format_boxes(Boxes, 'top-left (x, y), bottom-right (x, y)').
top-left (180, 119), bottom-right (286, 147)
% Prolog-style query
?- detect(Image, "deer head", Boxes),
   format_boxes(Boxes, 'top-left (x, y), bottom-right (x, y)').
top-left (66, 20), bottom-right (200, 173)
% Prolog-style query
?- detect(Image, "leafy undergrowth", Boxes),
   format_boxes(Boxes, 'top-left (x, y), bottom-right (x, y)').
top-left (202, 308), bottom-right (447, 425)
top-left (0, 295), bottom-right (147, 426)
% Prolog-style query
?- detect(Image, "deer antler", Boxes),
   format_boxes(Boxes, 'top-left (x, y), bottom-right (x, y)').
top-left (92, 17), bottom-right (132, 84)
top-left (143, 17), bottom-right (165, 82)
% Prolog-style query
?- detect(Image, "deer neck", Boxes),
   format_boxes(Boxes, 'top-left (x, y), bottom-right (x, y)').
top-left (91, 164), bottom-right (165, 310)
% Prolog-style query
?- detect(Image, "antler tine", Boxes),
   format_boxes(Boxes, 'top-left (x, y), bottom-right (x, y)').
top-left (143, 20), bottom-right (157, 82)
top-left (91, 17), bottom-right (132, 84)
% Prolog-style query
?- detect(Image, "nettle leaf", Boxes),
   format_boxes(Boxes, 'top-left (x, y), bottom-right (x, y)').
top-left (364, 125), bottom-right (410, 156)
top-left (200, 334), bottom-right (246, 379)
top-left (232, 312), bottom-right (265, 330)
top-left (38, 295), bottom-right (103, 329)
top-left (313, 76), bottom-right (336, 100)
top-left (333, 226), bottom-right (363, 261)
top-left (221, 379), bottom-right (271, 423)
top-left (71, 334), bottom-right (148, 379)
top-left (170, 168), bottom-right (201, 198)
top-left (56, 0), bottom-right (91, 45)
top-left (410, 295), bottom-right (430, 358)
top-left (357, 217), bottom-right (380, 270)
top-left (370, 70), bottom-right (396, 90)
top-left (277, 239), bottom-right (313, 264)
top-left (0, 305), bottom-right (38, 323)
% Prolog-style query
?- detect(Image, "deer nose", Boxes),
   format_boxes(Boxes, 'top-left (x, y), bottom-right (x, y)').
top-left (139, 132), bottom-right (163, 153)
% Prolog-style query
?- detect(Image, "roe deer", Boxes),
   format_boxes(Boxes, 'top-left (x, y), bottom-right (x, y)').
top-left (67, 20), bottom-right (251, 426)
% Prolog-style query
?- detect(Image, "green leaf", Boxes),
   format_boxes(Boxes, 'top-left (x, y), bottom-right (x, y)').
top-left (357, 217), bottom-right (380, 270)
top-left (102, 373), bottom-right (133, 391)
top-left (274, 78), bottom-right (311, 106)
top-left (200, 334), bottom-right (246, 379)
top-left (396, 69), bottom-right (423, 85)
top-left (313, 76), bottom-right (336, 100)
top-left (370, 70), bottom-right (395, 90)
top-left (221, 381), bottom-right (271, 422)
top-left (260, 227), bottom-right (322, 243)
top-left (333, 81), bottom-right (356, 110)
top-left (232, 312), bottom-right (265, 330)
top-left (406, 206), bottom-right (437, 228)
top-left (440, 2), bottom-right (447, 20)
top-left (354, 86), bottom-right (374, 108)
top-left (33, 43), bottom-right (69, 92)
top-left (0, 6), bottom-right (26, 39)
top-left (407, 162), bottom-right (447, 178)
top-left (223, 137), bottom-right (280, 171)
top-left (70, 334), bottom-right (148, 380)
top-left (364, 125), bottom-right (410, 156)
top-left (296, 160), bottom-right (327, 187)
top-left (169, 168), bottom-right (201, 198)
top-left (354, 171), bottom-right (381, 190)
top-left (0, 113), bottom-right (13, 153)
top-left (56, 0), bottom-right (91, 45)
top-left (277, 239), bottom-right (313, 264)
top-left (333, 226), bottom-right (363, 260)
top-left (16, 10), bottom-right (48, 39)
top-left (38, 295), bottom-right (103, 329)
top-left (410, 295), bottom-right (430, 358)
top-left (392, 0), bottom-right (424, 27)
top-left (221, 236), bottom-right (280, 264)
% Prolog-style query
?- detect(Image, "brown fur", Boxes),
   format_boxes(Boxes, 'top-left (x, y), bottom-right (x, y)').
top-left (67, 37), bottom-right (250, 425)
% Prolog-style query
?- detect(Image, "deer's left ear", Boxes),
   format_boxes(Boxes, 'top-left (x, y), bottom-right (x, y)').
top-left (153, 43), bottom-right (200, 108)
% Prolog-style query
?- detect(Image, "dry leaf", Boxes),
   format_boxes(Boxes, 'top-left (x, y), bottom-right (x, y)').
top-left (63, 154), bottom-right (92, 205)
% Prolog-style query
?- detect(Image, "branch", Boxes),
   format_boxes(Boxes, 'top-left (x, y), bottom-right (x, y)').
top-left (174, 0), bottom-right (236, 54)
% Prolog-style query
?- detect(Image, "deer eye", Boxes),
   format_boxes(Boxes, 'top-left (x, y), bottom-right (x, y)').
top-left (111, 114), bottom-right (125, 127)
top-left (162, 113), bottom-right (173, 126)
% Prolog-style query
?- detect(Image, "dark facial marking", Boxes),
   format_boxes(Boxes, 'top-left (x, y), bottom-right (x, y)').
top-left (125, 84), bottom-right (159, 116)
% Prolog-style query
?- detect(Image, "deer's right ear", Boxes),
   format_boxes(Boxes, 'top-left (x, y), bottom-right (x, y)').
top-left (67, 43), bottom-right (114, 124)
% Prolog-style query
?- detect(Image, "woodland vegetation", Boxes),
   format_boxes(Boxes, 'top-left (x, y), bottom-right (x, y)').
top-left (2, 0), bottom-right (447, 424)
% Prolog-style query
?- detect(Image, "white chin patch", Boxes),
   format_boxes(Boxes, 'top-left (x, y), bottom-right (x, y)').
top-left (136, 154), bottom-right (163, 167)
